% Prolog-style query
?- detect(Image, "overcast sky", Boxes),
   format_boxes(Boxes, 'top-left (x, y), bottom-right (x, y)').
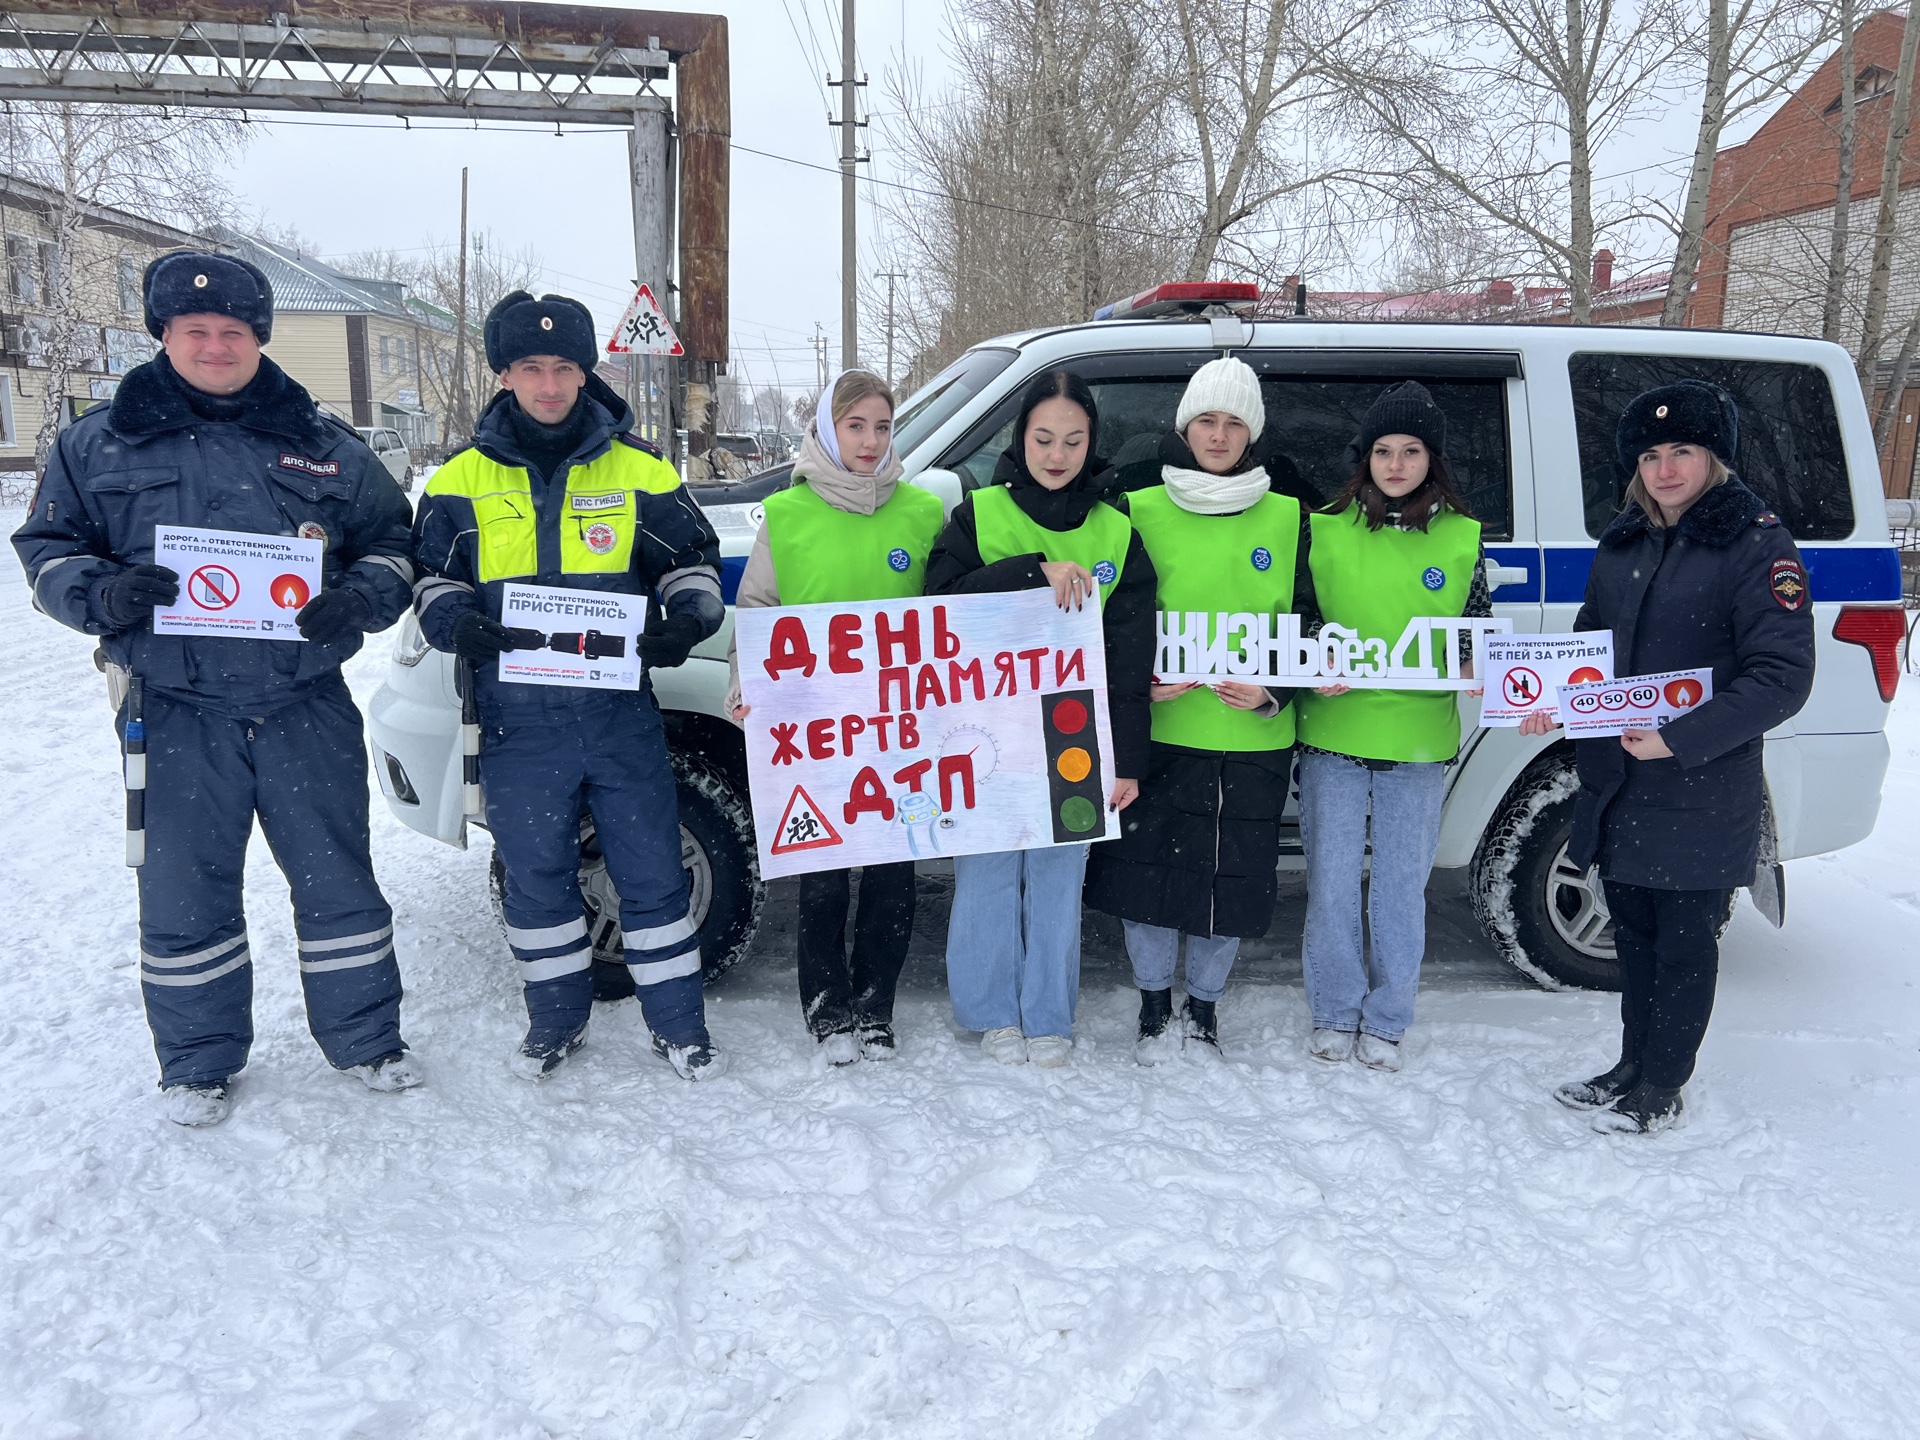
top-left (222, 0), bottom-right (1813, 403)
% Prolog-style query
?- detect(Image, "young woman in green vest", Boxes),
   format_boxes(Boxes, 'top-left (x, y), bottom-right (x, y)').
top-left (925, 369), bottom-right (1156, 1068)
top-left (1296, 381), bottom-right (1492, 1072)
top-left (1084, 356), bottom-right (1314, 1063)
top-left (727, 370), bottom-right (944, 1065)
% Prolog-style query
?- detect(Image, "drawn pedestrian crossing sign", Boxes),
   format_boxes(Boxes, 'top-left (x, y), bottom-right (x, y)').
top-left (606, 282), bottom-right (685, 357)
top-left (770, 783), bottom-right (843, 855)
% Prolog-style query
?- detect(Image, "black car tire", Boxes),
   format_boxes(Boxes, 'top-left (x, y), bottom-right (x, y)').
top-left (487, 746), bottom-right (764, 994)
top-left (1471, 754), bottom-right (1736, 991)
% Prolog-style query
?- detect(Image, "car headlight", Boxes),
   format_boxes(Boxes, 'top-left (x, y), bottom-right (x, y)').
top-left (392, 612), bottom-right (432, 668)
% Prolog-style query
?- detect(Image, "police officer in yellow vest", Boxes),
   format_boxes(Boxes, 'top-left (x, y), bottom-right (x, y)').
top-left (1084, 356), bottom-right (1313, 1063)
top-left (412, 292), bottom-right (726, 1080)
top-left (1296, 381), bottom-right (1492, 1073)
top-left (726, 370), bottom-right (942, 1063)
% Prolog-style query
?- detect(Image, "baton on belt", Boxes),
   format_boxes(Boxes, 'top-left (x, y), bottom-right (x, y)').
top-left (458, 659), bottom-right (484, 818)
top-left (124, 676), bottom-right (147, 868)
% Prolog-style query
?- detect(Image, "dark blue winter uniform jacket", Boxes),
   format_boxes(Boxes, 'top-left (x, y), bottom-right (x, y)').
top-left (410, 374), bottom-right (724, 719)
top-left (12, 354), bottom-right (413, 717)
top-left (1567, 477), bottom-right (1816, 890)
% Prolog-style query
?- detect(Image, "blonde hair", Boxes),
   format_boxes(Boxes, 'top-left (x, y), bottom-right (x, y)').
top-left (830, 370), bottom-right (894, 423)
top-left (1627, 451), bottom-right (1729, 526)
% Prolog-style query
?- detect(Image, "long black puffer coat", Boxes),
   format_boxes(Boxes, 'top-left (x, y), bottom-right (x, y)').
top-left (1567, 476), bottom-right (1815, 890)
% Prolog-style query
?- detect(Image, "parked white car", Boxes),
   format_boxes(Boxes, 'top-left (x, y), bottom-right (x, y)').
top-left (367, 290), bottom-right (1906, 988)
top-left (357, 426), bottom-right (414, 491)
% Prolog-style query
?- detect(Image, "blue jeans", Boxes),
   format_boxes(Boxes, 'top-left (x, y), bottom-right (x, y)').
top-left (1299, 750), bottom-right (1447, 1042)
top-left (1123, 922), bottom-right (1240, 1003)
top-left (946, 844), bottom-right (1088, 1039)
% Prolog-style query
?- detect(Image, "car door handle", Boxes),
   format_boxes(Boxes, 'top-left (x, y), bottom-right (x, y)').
top-left (1483, 558), bottom-right (1530, 590)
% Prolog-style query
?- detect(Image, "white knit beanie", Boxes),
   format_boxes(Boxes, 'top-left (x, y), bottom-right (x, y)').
top-left (1175, 356), bottom-right (1265, 442)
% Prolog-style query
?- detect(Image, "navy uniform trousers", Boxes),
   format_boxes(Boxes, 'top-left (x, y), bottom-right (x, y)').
top-left (481, 690), bottom-right (707, 1048)
top-left (124, 677), bottom-right (403, 1088)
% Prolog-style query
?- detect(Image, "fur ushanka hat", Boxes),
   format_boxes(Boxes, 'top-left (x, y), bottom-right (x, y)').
top-left (484, 290), bottom-right (599, 374)
top-left (143, 251), bottom-right (275, 344)
top-left (1615, 379), bottom-right (1738, 474)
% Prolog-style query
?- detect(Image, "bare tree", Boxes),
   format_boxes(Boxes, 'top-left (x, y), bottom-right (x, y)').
top-left (1353, 0), bottom-right (1682, 321)
top-left (1855, 0), bottom-right (1920, 394)
top-left (1822, 0), bottom-right (1860, 342)
top-left (1660, 0), bottom-right (1834, 326)
top-left (2, 100), bottom-right (243, 471)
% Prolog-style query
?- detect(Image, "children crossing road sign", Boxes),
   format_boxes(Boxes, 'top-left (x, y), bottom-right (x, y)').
top-left (607, 283), bottom-right (684, 357)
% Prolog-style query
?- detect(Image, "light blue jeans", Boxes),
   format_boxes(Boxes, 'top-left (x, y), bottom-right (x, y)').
top-left (1298, 749), bottom-right (1447, 1042)
top-left (946, 844), bottom-right (1089, 1040)
top-left (1123, 921), bottom-right (1240, 1003)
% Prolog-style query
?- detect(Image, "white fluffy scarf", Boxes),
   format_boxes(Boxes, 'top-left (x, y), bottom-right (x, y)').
top-left (1160, 463), bottom-right (1272, 515)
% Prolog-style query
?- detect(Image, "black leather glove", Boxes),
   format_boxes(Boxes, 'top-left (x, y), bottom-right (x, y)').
top-left (99, 564), bottom-right (179, 631)
top-left (450, 611), bottom-right (523, 663)
top-left (635, 612), bottom-right (705, 669)
top-left (294, 587), bottom-right (373, 645)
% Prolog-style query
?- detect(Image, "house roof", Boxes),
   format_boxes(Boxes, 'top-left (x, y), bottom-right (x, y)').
top-left (0, 169), bottom-right (203, 249)
top-left (208, 225), bottom-right (414, 320)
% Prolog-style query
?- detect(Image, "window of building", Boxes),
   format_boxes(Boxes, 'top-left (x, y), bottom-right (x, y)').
top-left (105, 327), bottom-right (156, 376)
top-left (379, 334), bottom-right (391, 374)
top-left (1569, 352), bottom-right (1856, 539)
top-left (116, 256), bottom-right (141, 315)
top-left (7, 234), bottom-right (41, 306)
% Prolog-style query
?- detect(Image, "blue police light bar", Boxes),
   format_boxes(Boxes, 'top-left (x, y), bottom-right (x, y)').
top-left (1093, 281), bottom-right (1263, 321)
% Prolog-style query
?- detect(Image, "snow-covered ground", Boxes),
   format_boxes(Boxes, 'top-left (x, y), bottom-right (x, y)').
top-left (2, 511), bottom-right (1916, 1439)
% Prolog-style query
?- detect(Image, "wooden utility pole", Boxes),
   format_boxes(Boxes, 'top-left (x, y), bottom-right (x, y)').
top-left (877, 269), bottom-right (906, 387)
top-left (454, 165), bottom-right (470, 440)
top-left (837, 0), bottom-right (860, 370)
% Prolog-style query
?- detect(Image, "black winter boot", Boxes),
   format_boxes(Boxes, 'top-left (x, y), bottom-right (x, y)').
top-left (1592, 1081), bottom-right (1685, 1134)
top-left (1134, 988), bottom-right (1175, 1066)
top-left (510, 1022), bottom-right (588, 1080)
top-left (1553, 1059), bottom-right (1640, 1111)
top-left (1182, 996), bottom-right (1221, 1058)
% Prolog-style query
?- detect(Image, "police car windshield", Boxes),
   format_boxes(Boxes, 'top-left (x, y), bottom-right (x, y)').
top-left (893, 347), bottom-right (1018, 461)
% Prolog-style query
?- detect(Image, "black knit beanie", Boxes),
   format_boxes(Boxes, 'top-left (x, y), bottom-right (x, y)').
top-left (1614, 380), bottom-right (1738, 474)
top-left (1354, 380), bottom-right (1447, 459)
top-left (484, 290), bottom-right (599, 373)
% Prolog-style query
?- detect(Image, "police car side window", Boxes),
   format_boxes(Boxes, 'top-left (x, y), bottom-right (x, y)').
top-left (1254, 375), bottom-right (1515, 541)
top-left (1569, 353), bottom-right (1855, 539)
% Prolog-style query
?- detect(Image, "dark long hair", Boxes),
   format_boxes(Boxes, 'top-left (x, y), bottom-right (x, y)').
top-left (1008, 369), bottom-right (1100, 483)
top-left (1327, 442), bottom-right (1474, 531)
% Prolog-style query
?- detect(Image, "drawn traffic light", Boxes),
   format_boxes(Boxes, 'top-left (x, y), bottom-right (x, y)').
top-left (1041, 688), bottom-right (1106, 843)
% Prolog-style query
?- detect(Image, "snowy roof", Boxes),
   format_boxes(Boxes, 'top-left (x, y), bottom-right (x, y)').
top-left (207, 226), bottom-right (413, 320)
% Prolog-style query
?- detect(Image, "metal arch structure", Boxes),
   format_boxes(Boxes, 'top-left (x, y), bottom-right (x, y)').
top-left (0, 0), bottom-right (730, 448)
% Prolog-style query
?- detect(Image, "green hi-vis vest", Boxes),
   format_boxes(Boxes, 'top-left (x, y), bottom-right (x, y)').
top-left (1129, 484), bottom-right (1300, 752)
top-left (970, 485), bottom-right (1131, 605)
top-left (426, 439), bottom-right (683, 582)
top-left (762, 478), bottom-right (944, 603)
top-left (1297, 504), bottom-right (1483, 763)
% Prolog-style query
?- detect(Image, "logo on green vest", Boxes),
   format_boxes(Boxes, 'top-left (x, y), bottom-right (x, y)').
top-left (1251, 546), bottom-right (1272, 571)
top-left (887, 547), bottom-right (911, 572)
top-left (1421, 566), bottom-right (1446, 590)
top-left (1093, 560), bottom-right (1117, 586)
top-left (585, 522), bottom-right (617, 554)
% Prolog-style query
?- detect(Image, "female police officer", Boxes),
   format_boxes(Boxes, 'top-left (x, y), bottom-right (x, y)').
top-left (1523, 380), bottom-right (1814, 1134)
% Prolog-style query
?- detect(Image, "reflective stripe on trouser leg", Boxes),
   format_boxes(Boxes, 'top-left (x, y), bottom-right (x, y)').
top-left (480, 716), bottom-right (596, 1038)
top-left (251, 682), bottom-right (405, 1070)
top-left (128, 692), bottom-right (261, 1088)
top-left (578, 696), bottom-right (710, 1048)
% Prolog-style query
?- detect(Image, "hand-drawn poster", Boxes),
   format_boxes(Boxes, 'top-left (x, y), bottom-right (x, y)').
top-left (735, 590), bottom-right (1118, 879)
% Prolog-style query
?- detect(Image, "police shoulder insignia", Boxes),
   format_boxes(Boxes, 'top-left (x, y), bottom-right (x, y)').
top-left (617, 433), bottom-right (664, 459)
top-left (1754, 510), bottom-right (1781, 529)
top-left (1768, 557), bottom-right (1807, 611)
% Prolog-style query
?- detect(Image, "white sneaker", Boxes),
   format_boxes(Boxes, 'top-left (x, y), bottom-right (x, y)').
top-left (1355, 1033), bottom-right (1403, 1072)
top-left (981, 1026), bottom-right (1027, 1064)
top-left (819, 1031), bottom-right (861, 1067)
top-left (162, 1081), bottom-right (230, 1127)
top-left (1026, 1035), bottom-right (1073, 1068)
top-left (350, 1051), bottom-right (423, 1092)
top-left (1309, 1028), bottom-right (1356, 1063)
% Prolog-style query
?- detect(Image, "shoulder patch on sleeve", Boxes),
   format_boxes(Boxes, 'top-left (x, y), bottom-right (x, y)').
top-left (1753, 510), bottom-right (1781, 528)
top-left (616, 432), bottom-right (663, 459)
top-left (1768, 557), bottom-right (1808, 611)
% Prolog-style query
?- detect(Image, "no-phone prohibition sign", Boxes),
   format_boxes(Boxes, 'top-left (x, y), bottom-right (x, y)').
top-left (187, 564), bottom-right (240, 610)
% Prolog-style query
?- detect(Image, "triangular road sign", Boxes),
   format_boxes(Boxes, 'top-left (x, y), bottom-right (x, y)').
top-left (607, 282), bottom-right (685, 357)
top-left (770, 783), bottom-right (843, 855)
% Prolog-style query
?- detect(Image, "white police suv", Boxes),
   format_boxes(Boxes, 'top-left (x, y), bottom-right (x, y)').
top-left (367, 285), bottom-right (1905, 990)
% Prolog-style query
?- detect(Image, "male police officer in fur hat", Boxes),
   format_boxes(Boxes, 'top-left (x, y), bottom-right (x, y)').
top-left (13, 250), bottom-right (421, 1126)
top-left (411, 291), bottom-right (727, 1080)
